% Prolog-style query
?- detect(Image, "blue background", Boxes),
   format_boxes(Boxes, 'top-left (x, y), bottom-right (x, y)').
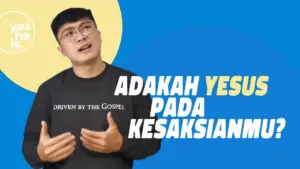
top-left (0, 0), bottom-right (299, 168)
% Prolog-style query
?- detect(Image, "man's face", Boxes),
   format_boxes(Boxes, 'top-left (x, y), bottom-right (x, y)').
top-left (57, 18), bottom-right (101, 65)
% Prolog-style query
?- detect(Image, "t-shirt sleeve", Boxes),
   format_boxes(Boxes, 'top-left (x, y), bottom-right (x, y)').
top-left (119, 90), bottom-right (162, 160)
top-left (22, 83), bottom-right (52, 168)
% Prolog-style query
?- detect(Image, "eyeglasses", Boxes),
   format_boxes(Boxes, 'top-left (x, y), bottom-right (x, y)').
top-left (59, 22), bottom-right (98, 42)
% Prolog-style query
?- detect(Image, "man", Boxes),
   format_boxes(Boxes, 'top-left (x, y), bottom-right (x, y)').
top-left (22, 7), bottom-right (161, 169)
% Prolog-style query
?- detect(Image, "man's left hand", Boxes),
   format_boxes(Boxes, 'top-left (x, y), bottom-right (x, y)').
top-left (80, 112), bottom-right (123, 153)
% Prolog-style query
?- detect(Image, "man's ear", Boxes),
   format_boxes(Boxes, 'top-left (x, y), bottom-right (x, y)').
top-left (58, 46), bottom-right (64, 56)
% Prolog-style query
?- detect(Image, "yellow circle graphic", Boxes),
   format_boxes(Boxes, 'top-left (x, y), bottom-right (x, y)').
top-left (0, 0), bottom-right (122, 92)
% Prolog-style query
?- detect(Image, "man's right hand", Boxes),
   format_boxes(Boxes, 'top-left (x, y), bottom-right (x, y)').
top-left (37, 121), bottom-right (76, 162)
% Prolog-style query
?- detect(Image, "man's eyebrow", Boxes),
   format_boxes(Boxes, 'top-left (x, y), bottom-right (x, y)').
top-left (60, 26), bottom-right (74, 36)
top-left (79, 21), bottom-right (93, 25)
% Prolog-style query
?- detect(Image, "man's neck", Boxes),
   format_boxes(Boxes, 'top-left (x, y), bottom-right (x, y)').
top-left (72, 57), bottom-right (106, 79)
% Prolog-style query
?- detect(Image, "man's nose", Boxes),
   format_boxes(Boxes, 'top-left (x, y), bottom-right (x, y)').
top-left (76, 32), bottom-right (87, 43)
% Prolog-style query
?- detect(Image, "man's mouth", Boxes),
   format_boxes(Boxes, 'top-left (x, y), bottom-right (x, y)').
top-left (78, 44), bottom-right (92, 52)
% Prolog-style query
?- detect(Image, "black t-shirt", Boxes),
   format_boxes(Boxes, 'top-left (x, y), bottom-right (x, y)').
top-left (22, 62), bottom-right (161, 169)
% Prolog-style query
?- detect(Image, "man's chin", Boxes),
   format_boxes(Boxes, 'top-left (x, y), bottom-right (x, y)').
top-left (73, 55), bottom-right (98, 66)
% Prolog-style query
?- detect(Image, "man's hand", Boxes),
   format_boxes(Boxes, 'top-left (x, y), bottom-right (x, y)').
top-left (37, 121), bottom-right (76, 162)
top-left (80, 112), bottom-right (123, 153)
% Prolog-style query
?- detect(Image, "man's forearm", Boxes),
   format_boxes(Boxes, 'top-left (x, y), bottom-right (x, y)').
top-left (120, 137), bottom-right (161, 160)
top-left (22, 133), bottom-right (44, 169)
